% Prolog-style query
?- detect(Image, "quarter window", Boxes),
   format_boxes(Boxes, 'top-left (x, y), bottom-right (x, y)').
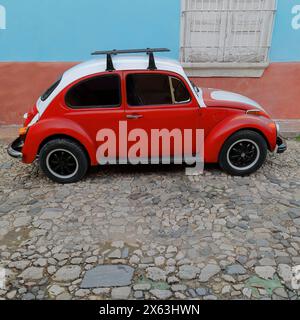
top-left (66, 75), bottom-right (121, 109)
top-left (41, 78), bottom-right (61, 101)
top-left (171, 77), bottom-right (191, 103)
top-left (126, 74), bottom-right (190, 106)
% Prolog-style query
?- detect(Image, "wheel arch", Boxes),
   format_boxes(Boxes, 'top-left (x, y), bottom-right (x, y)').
top-left (38, 134), bottom-right (91, 165)
top-left (22, 117), bottom-right (99, 165)
top-left (204, 115), bottom-right (276, 163)
top-left (221, 127), bottom-right (271, 152)
top-left (216, 127), bottom-right (270, 171)
top-left (217, 127), bottom-right (270, 176)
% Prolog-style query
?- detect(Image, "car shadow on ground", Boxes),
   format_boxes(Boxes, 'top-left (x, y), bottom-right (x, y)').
top-left (87, 162), bottom-right (222, 177)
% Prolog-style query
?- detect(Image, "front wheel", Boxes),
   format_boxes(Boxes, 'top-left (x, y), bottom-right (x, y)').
top-left (219, 130), bottom-right (268, 176)
top-left (39, 138), bottom-right (88, 183)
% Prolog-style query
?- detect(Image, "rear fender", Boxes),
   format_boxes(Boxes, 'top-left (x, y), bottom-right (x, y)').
top-left (22, 118), bottom-right (97, 165)
top-left (204, 114), bottom-right (277, 163)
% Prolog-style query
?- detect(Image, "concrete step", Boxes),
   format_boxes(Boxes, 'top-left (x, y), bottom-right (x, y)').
top-left (275, 119), bottom-right (300, 138)
top-left (0, 125), bottom-right (19, 143)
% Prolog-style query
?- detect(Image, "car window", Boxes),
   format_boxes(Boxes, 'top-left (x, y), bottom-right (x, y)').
top-left (41, 77), bottom-right (62, 101)
top-left (171, 77), bottom-right (191, 103)
top-left (126, 74), bottom-right (191, 107)
top-left (65, 74), bottom-right (121, 109)
top-left (126, 74), bottom-right (173, 106)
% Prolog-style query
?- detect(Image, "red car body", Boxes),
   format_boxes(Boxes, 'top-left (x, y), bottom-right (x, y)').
top-left (21, 70), bottom-right (277, 164)
top-left (8, 52), bottom-right (286, 183)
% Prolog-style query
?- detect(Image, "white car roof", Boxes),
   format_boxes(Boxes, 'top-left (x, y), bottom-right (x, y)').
top-left (36, 56), bottom-right (205, 118)
top-left (62, 55), bottom-right (187, 86)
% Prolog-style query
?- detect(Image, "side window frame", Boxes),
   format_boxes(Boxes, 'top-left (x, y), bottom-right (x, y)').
top-left (125, 71), bottom-right (193, 108)
top-left (169, 76), bottom-right (191, 104)
top-left (64, 73), bottom-right (122, 110)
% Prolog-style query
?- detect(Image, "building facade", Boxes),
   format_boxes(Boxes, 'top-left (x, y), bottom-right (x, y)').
top-left (0, 0), bottom-right (299, 124)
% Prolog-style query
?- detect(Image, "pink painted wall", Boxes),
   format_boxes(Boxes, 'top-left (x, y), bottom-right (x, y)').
top-left (0, 62), bottom-right (76, 125)
top-left (191, 63), bottom-right (300, 120)
top-left (0, 62), bottom-right (299, 125)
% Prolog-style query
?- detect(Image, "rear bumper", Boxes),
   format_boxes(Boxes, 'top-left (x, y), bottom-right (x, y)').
top-left (276, 136), bottom-right (287, 154)
top-left (7, 137), bottom-right (24, 159)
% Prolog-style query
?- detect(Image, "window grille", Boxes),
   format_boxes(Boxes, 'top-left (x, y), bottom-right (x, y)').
top-left (181, 0), bottom-right (276, 64)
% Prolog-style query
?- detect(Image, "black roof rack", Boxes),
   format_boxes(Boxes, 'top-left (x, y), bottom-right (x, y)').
top-left (91, 48), bottom-right (171, 72)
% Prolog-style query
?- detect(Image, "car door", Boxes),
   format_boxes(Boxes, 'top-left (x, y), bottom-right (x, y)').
top-left (63, 72), bottom-right (126, 162)
top-left (123, 70), bottom-right (202, 162)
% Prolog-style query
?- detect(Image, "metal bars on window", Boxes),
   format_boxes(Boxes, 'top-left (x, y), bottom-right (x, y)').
top-left (181, 0), bottom-right (276, 64)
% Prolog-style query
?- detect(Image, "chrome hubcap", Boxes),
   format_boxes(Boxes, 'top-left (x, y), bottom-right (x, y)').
top-left (46, 149), bottom-right (79, 179)
top-left (227, 139), bottom-right (260, 171)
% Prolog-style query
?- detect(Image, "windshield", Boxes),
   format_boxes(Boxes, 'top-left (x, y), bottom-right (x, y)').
top-left (41, 77), bottom-right (62, 101)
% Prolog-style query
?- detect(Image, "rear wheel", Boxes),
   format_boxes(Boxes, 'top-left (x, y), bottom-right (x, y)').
top-left (39, 139), bottom-right (88, 183)
top-left (219, 130), bottom-right (268, 176)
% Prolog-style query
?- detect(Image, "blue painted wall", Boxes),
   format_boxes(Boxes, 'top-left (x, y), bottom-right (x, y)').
top-left (0, 0), bottom-right (181, 61)
top-left (270, 0), bottom-right (300, 62)
top-left (0, 0), bottom-right (299, 62)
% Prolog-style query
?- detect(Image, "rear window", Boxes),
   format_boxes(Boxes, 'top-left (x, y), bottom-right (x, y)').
top-left (41, 78), bottom-right (62, 101)
top-left (65, 74), bottom-right (121, 109)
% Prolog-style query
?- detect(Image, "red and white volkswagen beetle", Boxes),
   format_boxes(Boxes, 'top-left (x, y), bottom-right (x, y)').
top-left (8, 48), bottom-right (286, 183)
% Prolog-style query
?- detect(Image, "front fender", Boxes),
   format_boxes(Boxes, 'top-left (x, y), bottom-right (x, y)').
top-left (22, 118), bottom-right (97, 165)
top-left (204, 114), bottom-right (277, 163)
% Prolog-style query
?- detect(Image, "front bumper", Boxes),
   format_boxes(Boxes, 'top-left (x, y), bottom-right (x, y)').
top-left (276, 136), bottom-right (287, 154)
top-left (7, 137), bottom-right (24, 159)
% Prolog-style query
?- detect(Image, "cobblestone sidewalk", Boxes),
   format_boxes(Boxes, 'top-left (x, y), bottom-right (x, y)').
top-left (0, 140), bottom-right (299, 300)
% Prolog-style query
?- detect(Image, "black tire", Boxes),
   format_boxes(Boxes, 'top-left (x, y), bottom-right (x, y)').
top-left (39, 138), bottom-right (88, 183)
top-left (219, 130), bottom-right (268, 176)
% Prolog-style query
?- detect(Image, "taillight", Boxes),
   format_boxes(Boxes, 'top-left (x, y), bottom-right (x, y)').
top-left (19, 127), bottom-right (29, 136)
top-left (24, 105), bottom-right (38, 127)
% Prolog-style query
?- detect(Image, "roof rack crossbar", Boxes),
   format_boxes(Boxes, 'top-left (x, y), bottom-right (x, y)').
top-left (91, 48), bottom-right (170, 72)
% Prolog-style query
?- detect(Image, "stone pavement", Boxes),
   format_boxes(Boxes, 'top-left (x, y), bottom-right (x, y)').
top-left (0, 139), bottom-right (300, 300)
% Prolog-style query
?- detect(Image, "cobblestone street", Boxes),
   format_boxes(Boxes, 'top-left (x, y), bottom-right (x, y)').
top-left (0, 139), bottom-right (299, 300)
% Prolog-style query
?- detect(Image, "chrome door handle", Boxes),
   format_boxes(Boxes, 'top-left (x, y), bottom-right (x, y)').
top-left (126, 114), bottom-right (143, 120)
